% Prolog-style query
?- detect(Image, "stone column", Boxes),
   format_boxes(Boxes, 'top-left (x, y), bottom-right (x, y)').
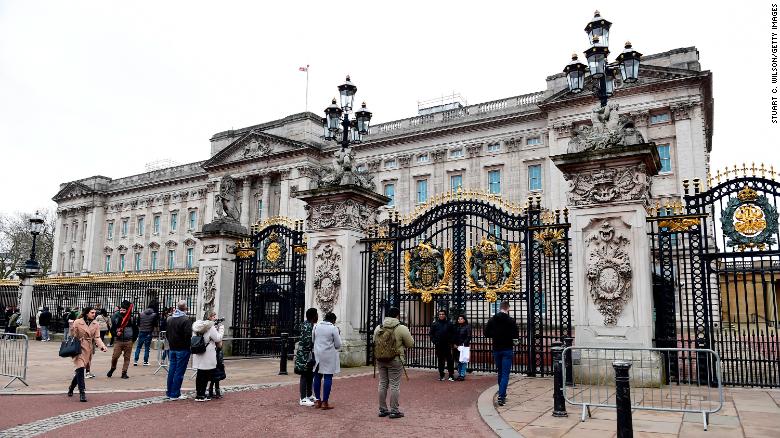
top-left (297, 184), bottom-right (389, 367)
top-left (205, 181), bottom-right (217, 222)
top-left (51, 211), bottom-right (64, 273)
top-left (552, 144), bottom-right (660, 349)
top-left (240, 176), bottom-right (252, 227)
top-left (261, 175), bottom-right (271, 220)
top-left (17, 275), bottom-right (33, 331)
top-left (195, 220), bottom-right (249, 333)
top-left (279, 170), bottom-right (291, 217)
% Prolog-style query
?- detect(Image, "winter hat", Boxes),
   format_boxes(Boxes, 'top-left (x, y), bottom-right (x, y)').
top-left (120, 300), bottom-right (132, 310)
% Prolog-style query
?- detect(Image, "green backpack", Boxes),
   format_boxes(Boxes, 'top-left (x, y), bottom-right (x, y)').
top-left (374, 324), bottom-right (398, 360)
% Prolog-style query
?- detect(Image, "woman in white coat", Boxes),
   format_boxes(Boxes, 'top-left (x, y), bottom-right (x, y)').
top-left (192, 311), bottom-right (224, 402)
top-left (312, 312), bottom-right (341, 410)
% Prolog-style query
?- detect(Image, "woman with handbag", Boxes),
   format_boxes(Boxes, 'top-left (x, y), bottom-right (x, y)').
top-left (293, 308), bottom-right (318, 406)
top-left (191, 311), bottom-right (224, 402)
top-left (67, 306), bottom-right (107, 402)
top-left (312, 312), bottom-right (341, 410)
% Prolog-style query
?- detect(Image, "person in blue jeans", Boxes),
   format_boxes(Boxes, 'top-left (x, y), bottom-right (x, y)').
top-left (134, 306), bottom-right (158, 366)
top-left (484, 300), bottom-right (519, 406)
top-left (164, 301), bottom-right (193, 400)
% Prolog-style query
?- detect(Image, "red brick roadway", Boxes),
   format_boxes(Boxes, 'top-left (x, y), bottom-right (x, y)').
top-left (2, 371), bottom-right (498, 437)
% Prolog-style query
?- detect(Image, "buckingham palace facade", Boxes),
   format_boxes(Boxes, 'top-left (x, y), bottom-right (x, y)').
top-left (50, 46), bottom-right (713, 275)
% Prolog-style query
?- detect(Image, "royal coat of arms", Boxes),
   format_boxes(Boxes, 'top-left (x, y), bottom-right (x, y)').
top-left (260, 231), bottom-right (287, 271)
top-left (721, 186), bottom-right (779, 251)
top-left (466, 236), bottom-right (521, 302)
top-left (404, 242), bottom-right (453, 303)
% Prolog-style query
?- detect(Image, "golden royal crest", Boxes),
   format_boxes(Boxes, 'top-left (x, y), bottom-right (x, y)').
top-left (404, 242), bottom-right (453, 303)
top-left (722, 185), bottom-right (779, 251)
top-left (466, 236), bottom-right (521, 302)
top-left (260, 231), bottom-right (287, 271)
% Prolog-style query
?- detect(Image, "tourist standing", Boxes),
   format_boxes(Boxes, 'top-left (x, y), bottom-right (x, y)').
top-left (429, 309), bottom-right (455, 381)
top-left (312, 312), bottom-right (341, 410)
top-left (192, 311), bottom-right (224, 402)
top-left (39, 307), bottom-right (52, 341)
top-left (454, 315), bottom-right (471, 381)
top-left (484, 301), bottom-right (519, 406)
top-left (68, 306), bottom-right (108, 402)
top-left (165, 300), bottom-right (193, 400)
top-left (373, 307), bottom-right (414, 419)
top-left (134, 304), bottom-right (157, 366)
top-left (294, 308), bottom-right (318, 406)
top-left (107, 300), bottom-right (136, 379)
top-left (95, 310), bottom-right (109, 343)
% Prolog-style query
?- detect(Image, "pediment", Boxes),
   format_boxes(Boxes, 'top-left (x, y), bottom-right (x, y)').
top-left (148, 242), bottom-right (161, 250)
top-left (165, 240), bottom-right (178, 248)
top-left (53, 181), bottom-right (98, 202)
top-left (183, 238), bottom-right (197, 247)
top-left (202, 130), bottom-right (313, 169)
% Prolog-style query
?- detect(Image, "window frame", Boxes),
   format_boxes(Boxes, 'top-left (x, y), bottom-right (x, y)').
top-left (416, 179), bottom-right (428, 204)
top-left (488, 169), bottom-right (501, 194)
top-left (384, 159), bottom-right (397, 170)
top-left (186, 248), bottom-right (194, 269)
top-left (449, 148), bottom-right (464, 159)
top-left (487, 143), bottom-right (501, 153)
top-left (188, 210), bottom-right (197, 230)
top-left (167, 249), bottom-right (175, 270)
top-left (170, 211), bottom-right (178, 232)
top-left (151, 250), bottom-right (158, 271)
top-left (528, 164), bottom-right (543, 192)
top-left (137, 216), bottom-right (145, 236)
top-left (134, 252), bottom-right (142, 271)
top-left (105, 255), bottom-right (111, 272)
top-left (384, 183), bottom-right (396, 207)
top-left (657, 143), bottom-right (673, 174)
top-left (650, 112), bottom-right (671, 125)
top-left (121, 219), bottom-right (128, 237)
top-left (153, 215), bottom-right (161, 235)
top-left (107, 222), bottom-right (114, 240)
top-left (450, 174), bottom-right (463, 192)
top-left (526, 136), bottom-right (542, 146)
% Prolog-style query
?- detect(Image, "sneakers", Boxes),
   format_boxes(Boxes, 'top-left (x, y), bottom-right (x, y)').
top-left (299, 398), bottom-right (315, 406)
top-left (194, 396), bottom-right (208, 402)
top-left (85, 372), bottom-right (96, 379)
top-left (438, 376), bottom-right (445, 381)
top-left (447, 377), bottom-right (455, 381)
top-left (378, 410), bottom-right (390, 417)
top-left (389, 412), bottom-right (405, 419)
top-left (168, 395), bottom-right (188, 401)
top-left (133, 362), bottom-right (138, 367)
top-left (307, 396), bottom-right (316, 403)
top-left (143, 362), bottom-right (150, 366)
top-left (496, 397), bottom-right (506, 406)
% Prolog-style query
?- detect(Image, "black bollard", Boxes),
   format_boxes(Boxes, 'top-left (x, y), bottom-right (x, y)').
top-left (563, 337), bottom-right (574, 386)
top-left (279, 333), bottom-right (289, 375)
top-left (613, 360), bottom-right (633, 438)
top-left (551, 345), bottom-right (567, 417)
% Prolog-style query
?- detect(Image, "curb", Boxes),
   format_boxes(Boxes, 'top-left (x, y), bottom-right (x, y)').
top-left (477, 383), bottom-right (525, 438)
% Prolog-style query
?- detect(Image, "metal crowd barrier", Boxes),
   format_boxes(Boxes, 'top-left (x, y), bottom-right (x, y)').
top-left (561, 346), bottom-right (723, 430)
top-left (153, 331), bottom-right (196, 379)
top-left (0, 333), bottom-right (29, 388)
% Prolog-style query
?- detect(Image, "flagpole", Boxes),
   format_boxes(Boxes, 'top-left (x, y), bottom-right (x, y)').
top-left (305, 65), bottom-right (309, 113)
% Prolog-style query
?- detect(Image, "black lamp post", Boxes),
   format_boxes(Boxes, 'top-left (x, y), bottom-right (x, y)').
top-left (323, 75), bottom-right (373, 150)
top-left (23, 211), bottom-right (44, 275)
top-left (563, 11), bottom-right (642, 107)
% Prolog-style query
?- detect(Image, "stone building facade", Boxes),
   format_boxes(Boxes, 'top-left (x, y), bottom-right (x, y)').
top-left (51, 46), bottom-right (713, 275)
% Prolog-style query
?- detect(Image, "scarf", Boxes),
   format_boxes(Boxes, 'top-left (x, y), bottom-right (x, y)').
top-left (117, 303), bottom-right (134, 335)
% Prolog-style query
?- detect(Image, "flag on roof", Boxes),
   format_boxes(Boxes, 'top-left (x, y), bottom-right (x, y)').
top-left (299, 65), bottom-right (309, 72)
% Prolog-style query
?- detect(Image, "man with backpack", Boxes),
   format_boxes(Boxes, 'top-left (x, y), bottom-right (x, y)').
top-left (373, 307), bottom-right (414, 419)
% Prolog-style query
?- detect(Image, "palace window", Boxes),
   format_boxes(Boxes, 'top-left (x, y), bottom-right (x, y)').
top-left (121, 219), bottom-right (128, 237)
top-left (167, 250), bottom-right (175, 270)
top-left (416, 179), bottom-right (428, 204)
top-left (107, 222), bottom-right (113, 240)
top-left (105, 255), bottom-right (111, 272)
top-left (257, 200), bottom-right (263, 221)
top-left (657, 144), bottom-right (672, 173)
top-left (450, 148), bottom-right (464, 158)
top-left (417, 154), bottom-right (429, 164)
top-left (153, 215), bottom-right (161, 234)
top-left (72, 223), bottom-right (78, 242)
top-left (64, 225), bottom-right (68, 242)
top-left (528, 164), bottom-right (542, 191)
top-left (137, 217), bottom-right (145, 236)
top-left (188, 211), bottom-right (197, 230)
top-left (385, 159), bottom-right (397, 169)
top-left (651, 113), bottom-right (671, 124)
top-left (170, 212), bottom-right (178, 232)
top-left (450, 174), bottom-right (463, 192)
top-left (488, 170), bottom-right (501, 194)
top-left (526, 136), bottom-right (541, 146)
top-left (384, 184), bottom-right (395, 207)
top-left (487, 143), bottom-right (501, 153)
top-left (134, 252), bottom-right (142, 271)
top-left (82, 222), bottom-right (87, 241)
top-left (119, 254), bottom-right (126, 272)
top-left (186, 248), bottom-right (194, 269)
top-left (151, 251), bottom-right (158, 271)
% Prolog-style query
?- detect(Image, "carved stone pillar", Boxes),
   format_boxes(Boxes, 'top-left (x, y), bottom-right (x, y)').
top-left (279, 169), bottom-right (291, 217)
top-left (261, 175), bottom-right (271, 220)
top-left (240, 176), bottom-right (252, 227)
top-left (51, 211), bottom-right (64, 273)
top-left (552, 144), bottom-right (660, 348)
top-left (205, 181), bottom-right (217, 222)
top-left (297, 184), bottom-right (389, 367)
top-left (194, 229), bottom-right (243, 335)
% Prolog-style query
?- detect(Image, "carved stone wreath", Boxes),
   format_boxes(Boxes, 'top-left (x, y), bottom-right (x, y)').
top-left (314, 244), bottom-right (341, 313)
top-left (586, 221), bottom-right (632, 326)
top-left (564, 164), bottom-right (650, 206)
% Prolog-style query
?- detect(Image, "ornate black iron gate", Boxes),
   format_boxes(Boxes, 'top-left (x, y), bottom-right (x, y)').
top-left (233, 220), bottom-right (306, 354)
top-left (362, 193), bottom-right (572, 376)
top-left (649, 170), bottom-right (780, 387)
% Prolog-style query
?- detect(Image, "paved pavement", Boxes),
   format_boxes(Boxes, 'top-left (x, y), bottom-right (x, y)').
top-left (493, 377), bottom-right (780, 438)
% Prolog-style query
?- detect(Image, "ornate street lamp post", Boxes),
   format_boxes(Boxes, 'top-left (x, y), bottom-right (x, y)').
top-left (23, 211), bottom-right (44, 275)
top-left (323, 75), bottom-right (373, 150)
top-left (563, 11), bottom-right (642, 107)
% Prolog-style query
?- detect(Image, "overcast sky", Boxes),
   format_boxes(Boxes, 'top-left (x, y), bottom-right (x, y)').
top-left (0, 1), bottom-right (777, 216)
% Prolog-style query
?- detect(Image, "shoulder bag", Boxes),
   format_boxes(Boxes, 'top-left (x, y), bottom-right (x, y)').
top-left (59, 337), bottom-right (81, 358)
